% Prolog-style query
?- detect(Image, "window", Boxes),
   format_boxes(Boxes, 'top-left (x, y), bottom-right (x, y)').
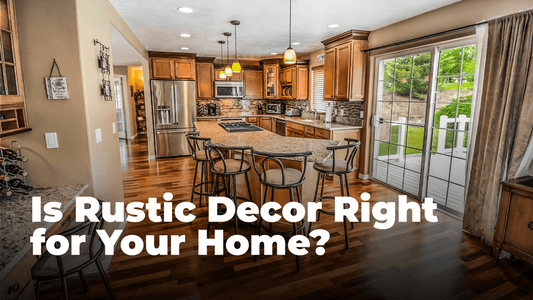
top-left (311, 66), bottom-right (327, 111)
top-left (0, 0), bottom-right (20, 97)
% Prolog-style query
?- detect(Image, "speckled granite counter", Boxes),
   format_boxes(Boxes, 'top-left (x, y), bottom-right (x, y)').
top-left (195, 121), bottom-right (339, 163)
top-left (197, 113), bottom-right (363, 131)
top-left (0, 184), bottom-right (88, 280)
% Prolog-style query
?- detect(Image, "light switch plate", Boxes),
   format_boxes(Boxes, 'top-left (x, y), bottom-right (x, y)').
top-left (45, 132), bottom-right (59, 149)
top-left (112, 122), bottom-right (116, 134)
top-left (360, 111), bottom-right (364, 119)
top-left (95, 128), bottom-right (102, 143)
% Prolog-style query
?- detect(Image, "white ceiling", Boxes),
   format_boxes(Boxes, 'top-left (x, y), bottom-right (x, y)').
top-left (110, 25), bottom-right (145, 66)
top-left (109, 0), bottom-right (460, 59)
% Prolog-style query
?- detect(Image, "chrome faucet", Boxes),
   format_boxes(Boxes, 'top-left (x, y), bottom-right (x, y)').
top-left (313, 109), bottom-right (318, 120)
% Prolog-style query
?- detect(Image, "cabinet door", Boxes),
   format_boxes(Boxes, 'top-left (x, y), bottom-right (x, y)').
top-left (196, 63), bottom-right (214, 99)
top-left (264, 65), bottom-right (279, 99)
top-left (243, 71), bottom-right (263, 99)
top-left (260, 117), bottom-right (272, 131)
top-left (504, 194), bottom-right (533, 254)
top-left (151, 58), bottom-right (174, 79)
top-left (285, 68), bottom-right (294, 84)
top-left (296, 66), bottom-right (308, 100)
top-left (230, 71), bottom-right (243, 82)
top-left (351, 40), bottom-right (367, 100)
top-left (335, 43), bottom-right (351, 100)
top-left (174, 59), bottom-right (195, 80)
top-left (214, 68), bottom-right (226, 81)
top-left (323, 48), bottom-right (336, 100)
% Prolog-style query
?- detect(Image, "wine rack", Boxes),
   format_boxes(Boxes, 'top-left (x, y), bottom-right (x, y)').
top-left (1, 141), bottom-right (32, 196)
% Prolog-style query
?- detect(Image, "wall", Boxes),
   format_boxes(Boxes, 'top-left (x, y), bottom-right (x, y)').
top-left (1, 0), bottom-right (93, 191)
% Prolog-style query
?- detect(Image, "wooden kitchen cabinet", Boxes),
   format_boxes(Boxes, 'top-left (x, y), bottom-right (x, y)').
top-left (286, 121), bottom-right (305, 137)
top-left (214, 68), bottom-right (242, 81)
top-left (264, 64), bottom-right (280, 99)
top-left (259, 117), bottom-right (272, 132)
top-left (196, 61), bottom-right (214, 100)
top-left (493, 177), bottom-right (533, 264)
top-left (280, 65), bottom-right (308, 100)
top-left (243, 70), bottom-right (263, 99)
top-left (322, 29), bottom-right (370, 101)
top-left (149, 52), bottom-right (196, 80)
top-left (246, 117), bottom-right (257, 125)
top-left (174, 59), bottom-right (195, 80)
top-left (151, 58), bottom-right (174, 79)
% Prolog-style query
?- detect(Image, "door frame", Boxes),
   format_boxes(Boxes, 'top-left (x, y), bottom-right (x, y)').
top-left (114, 75), bottom-right (133, 139)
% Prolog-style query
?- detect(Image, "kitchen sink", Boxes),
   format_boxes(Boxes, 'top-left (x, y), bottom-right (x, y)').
top-left (300, 119), bottom-right (316, 122)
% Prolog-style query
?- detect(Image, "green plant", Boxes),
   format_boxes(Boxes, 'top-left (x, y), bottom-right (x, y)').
top-left (433, 95), bottom-right (472, 127)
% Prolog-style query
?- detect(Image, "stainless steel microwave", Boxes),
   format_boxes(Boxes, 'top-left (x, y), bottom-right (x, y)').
top-left (214, 81), bottom-right (243, 98)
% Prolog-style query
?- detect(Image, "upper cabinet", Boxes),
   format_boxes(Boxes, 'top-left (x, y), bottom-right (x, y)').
top-left (0, 0), bottom-right (30, 137)
top-left (243, 70), bottom-right (263, 99)
top-left (149, 52), bottom-right (196, 81)
top-left (263, 64), bottom-right (280, 99)
top-left (214, 68), bottom-right (242, 81)
top-left (322, 29), bottom-right (370, 101)
top-left (195, 58), bottom-right (215, 100)
top-left (279, 64), bottom-right (308, 100)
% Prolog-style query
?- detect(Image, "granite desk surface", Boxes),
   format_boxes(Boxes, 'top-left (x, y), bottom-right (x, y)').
top-left (0, 184), bottom-right (88, 279)
top-left (195, 121), bottom-right (340, 163)
top-left (197, 113), bottom-right (363, 131)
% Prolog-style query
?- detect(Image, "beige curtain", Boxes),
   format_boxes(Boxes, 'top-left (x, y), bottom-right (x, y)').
top-left (463, 10), bottom-right (533, 244)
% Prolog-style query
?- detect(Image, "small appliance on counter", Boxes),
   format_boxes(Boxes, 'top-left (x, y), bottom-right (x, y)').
top-left (285, 108), bottom-right (301, 116)
top-left (208, 104), bottom-right (217, 116)
top-left (198, 104), bottom-right (206, 117)
top-left (1, 141), bottom-right (32, 196)
top-left (257, 104), bottom-right (264, 114)
top-left (266, 103), bottom-right (286, 114)
top-left (325, 102), bottom-right (333, 123)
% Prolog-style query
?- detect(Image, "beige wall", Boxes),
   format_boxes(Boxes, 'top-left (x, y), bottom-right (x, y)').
top-left (368, 0), bottom-right (533, 48)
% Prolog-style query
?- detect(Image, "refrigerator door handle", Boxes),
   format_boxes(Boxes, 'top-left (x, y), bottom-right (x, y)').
top-left (171, 86), bottom-right (177, 124)
top-left (174, 83), bottom-right (180, 125)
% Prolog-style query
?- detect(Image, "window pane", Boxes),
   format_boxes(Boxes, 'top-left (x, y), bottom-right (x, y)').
top-left (403, 169), bottom-right (420, 196)
top-left (413, 52), bottom-right (431, 78)
top-left (392, 102), bottom-right (409, 123)
top-left (2, 30), bottom-right (13, 63)
top-left (387, 164), bottom-right (404, 190)
top-left (0, 0), bottom-right (9, 31)
top-left (429, 153), bottom-right (451, 180)
top-left (395, 55), bottom-right (413, 78)
top-left (461, 46), bottom-right (476, 75)
top-left (405, 126), bottom-right (425, 151)
top-left (408, 102), bottom-right (426, 125)
top-left (377, 101), bottom-right (392, 122)
top-left (373, 159), bottom-right (388, 182)
top-left (411, 78), bottom-right (428, 101)
top-left (5, 63), bottom-right (16, 95)
top-left (436, 76), bottom-right (460, 103)
top-left (427, 176), bottom-right (448, 206)
top-left (438, 47), bottom-right (463, 76)
top-left (0, 64), bottom-right (4, 95)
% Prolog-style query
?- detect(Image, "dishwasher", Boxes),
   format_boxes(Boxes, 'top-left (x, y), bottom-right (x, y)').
top-left (275, 119), bottom-right (286, 136)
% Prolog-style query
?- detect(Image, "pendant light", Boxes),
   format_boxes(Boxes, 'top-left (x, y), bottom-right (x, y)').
top-left (231, 20), bottom-right (241, 73)
top-left (284, 0), bottom-right (296, 64)
top-left (218, 41), bottom-right (226, 79)
top-left (223, 32), bottom-right (233, 76)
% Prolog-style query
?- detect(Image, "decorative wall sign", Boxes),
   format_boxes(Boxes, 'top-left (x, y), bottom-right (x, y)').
top-left (45, 59), bottom-right (69, 99)
top-left (317, 53), bottom-right (325, 62)
top-left (101, 80), bottom-right (112, 101)
top-left (94, 39), bottom-right (112, 101)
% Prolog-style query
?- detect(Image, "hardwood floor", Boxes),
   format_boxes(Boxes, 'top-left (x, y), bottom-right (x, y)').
top-left (39, 135), bottom-right (532, 300)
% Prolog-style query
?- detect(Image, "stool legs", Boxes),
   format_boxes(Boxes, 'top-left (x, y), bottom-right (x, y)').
top-left (190, 161), bottom-right (199, 204)
top-left (289, 187), bottom-right (300, 272)
top-left (255, 186), bottom-right (270, 262)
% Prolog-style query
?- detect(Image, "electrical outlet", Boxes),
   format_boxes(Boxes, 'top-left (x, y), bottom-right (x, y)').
top-left (112, 122), bottom-right (116, 134)
top-left (95, 128), bottom-right (102, 143)
top-left (340, 109), bottom-right (344, 116)
top-left (45, 133), bottom-right (58, 149)
top-left (360, 111), bottom-right (364, 119)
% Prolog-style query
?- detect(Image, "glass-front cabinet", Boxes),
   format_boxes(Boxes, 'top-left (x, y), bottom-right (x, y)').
top-left (0, 0), bottom-right (30, 137)
top-left (264, 64), bottom-right (279, 99)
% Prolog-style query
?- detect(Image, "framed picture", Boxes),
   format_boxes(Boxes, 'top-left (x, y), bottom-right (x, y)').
top-left (45, 77), bottom-right (69, 99)
top-left (99, 52), bottom-right (110, 72)
top-left (101, 80), bottom-right (112, 101)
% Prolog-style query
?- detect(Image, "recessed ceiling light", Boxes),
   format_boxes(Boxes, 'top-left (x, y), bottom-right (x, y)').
top-left (181, 47), bottom-right (189, 50)
top-left (291, 42), bottom-right (300, 45)
top-left (180, 33), bottom-right (191, 38)
top-left (177, 7), bottom-right (193, 13)
top-left (328, 24), bottom-right (340, 28)
top-left (271, 52), bottom-right (278, 55)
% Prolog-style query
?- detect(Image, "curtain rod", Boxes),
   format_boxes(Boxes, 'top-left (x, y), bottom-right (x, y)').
top-left (363, 21), bottom-right (488, 53)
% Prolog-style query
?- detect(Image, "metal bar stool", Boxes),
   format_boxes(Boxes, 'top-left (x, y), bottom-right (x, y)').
top-left (307, 138), bottom-right (361, 249)
top-left (31, 200), bottom-right (116, 300)
top-left (186, 132), bottom-right (223, 207)
top-left (251, 149), bottom-right (312, 272)
top-left (205, 142), bottom-right (254, 236)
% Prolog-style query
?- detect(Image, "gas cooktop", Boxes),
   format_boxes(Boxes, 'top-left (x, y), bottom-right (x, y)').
top-left (219, 122), bottom-right (263, 132)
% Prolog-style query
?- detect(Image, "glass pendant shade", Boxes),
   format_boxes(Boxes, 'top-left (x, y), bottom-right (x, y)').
top-left (232, 61), bottom-right (241, 73)
top-left (225, 65), bottom-right (233, 76)
top-left (284, 47), bottom-right (297, 64)
top-left (218, 70), bottom-right (226, 79)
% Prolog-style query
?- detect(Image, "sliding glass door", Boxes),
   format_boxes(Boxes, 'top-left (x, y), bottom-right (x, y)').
top-left (372, 39), bottom-right (478, 216)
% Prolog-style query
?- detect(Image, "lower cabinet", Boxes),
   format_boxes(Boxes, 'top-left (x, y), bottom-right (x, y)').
top-left (259, 117), bottom-right (272, 131)
top-left (246, 117), bottom-right (257, 125)
top-left (0, 253), bottom-right (36, 300)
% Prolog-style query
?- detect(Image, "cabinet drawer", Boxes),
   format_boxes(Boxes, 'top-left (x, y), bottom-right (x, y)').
top-left (287, 121), bottom-right (304, 132)
top-left (504, 194), bottom-right (533, 254)
top-left (315, 128), bottom-right (330, 139)
top-left (46, 202), bottom-right (76, 237)
top-left (0, 254), bottom-right (32, 300)
top-left (246, 117), bottom-right (257, 123)
top-left (305, 125), bottom-right (315, 135)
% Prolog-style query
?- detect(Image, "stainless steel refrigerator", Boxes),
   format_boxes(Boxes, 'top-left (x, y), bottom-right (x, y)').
top-left (151, 80), bottom-right (196, 158)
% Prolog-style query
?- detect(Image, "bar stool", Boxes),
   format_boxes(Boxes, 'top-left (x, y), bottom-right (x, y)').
top-left (205, 143), bottom-right (254, 235)
top-left (186, 132), bottom-right (222, 207)
top-left (251, 149), bottom-right (312, 272)
top-left (307, 138), bottom-right (361, 249)
top-left (31, 200), bottom-right (116, 300)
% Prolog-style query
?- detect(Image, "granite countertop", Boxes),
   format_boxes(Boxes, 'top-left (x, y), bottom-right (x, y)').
top-left (197, 113), bottom-right (363, 131)
top-left (0, 184), bottom-right (88, 280)
top-left (195, 122), bottom-right (340, 163)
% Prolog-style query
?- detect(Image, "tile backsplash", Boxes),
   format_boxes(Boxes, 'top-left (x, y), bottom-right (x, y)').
top-left (197, 98), bottom-right (364, 126)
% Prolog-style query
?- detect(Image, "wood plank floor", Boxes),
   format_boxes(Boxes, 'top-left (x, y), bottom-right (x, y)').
top-left (39, 135), bottom-right (532, 300)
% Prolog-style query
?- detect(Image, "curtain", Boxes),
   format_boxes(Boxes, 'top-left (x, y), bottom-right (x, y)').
top-left (463, 10), bottom-right (533, 244)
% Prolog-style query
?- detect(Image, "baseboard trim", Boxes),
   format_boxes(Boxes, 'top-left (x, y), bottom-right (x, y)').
top-left (358, 173), bottom-right (370, 180)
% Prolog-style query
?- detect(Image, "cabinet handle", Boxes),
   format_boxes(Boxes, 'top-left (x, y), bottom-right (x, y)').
top-left (529, 222), bottom-right (533, 230)
top-left (8, 283), bottom-right (20, 294)
top-left (61, 215), bottom-right (72, 226)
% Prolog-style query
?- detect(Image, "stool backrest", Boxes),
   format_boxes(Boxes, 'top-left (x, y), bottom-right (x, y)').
top-left (327, 138), bottom-right (361, 172)
top-left (250, 149), bottom-right (312, 186)
top-left (206, 142), bottom-right (251, 174)
top-left (186, 132), bottom-right (211, 160)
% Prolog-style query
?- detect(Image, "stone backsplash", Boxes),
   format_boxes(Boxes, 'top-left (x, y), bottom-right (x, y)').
top-left (197, 98), bottom-right (364, 126)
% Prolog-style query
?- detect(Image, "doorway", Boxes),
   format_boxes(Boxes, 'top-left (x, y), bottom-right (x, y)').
top-left (114, 76), bottom-right (127, 139)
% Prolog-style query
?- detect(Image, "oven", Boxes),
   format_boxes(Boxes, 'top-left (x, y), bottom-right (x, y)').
top-left (275, 119), bottom-right (286, 136)
top-left (214, 81), bottom-right (243, 98)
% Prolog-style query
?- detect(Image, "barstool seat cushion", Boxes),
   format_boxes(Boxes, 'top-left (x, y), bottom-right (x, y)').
top-left (194, 151), bottom-right (220, 161)
top-left (261, 168), bottom-right (302, 185)
top-left (213, 159), bottom-right (251, 173)
top-left (314, 159), bottom-right (352, 173)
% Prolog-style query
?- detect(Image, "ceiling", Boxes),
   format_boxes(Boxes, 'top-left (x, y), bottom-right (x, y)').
top-left (109, 0), bottom-right (461, 60)
top-left (110, 24), bottom-right (145, 66)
